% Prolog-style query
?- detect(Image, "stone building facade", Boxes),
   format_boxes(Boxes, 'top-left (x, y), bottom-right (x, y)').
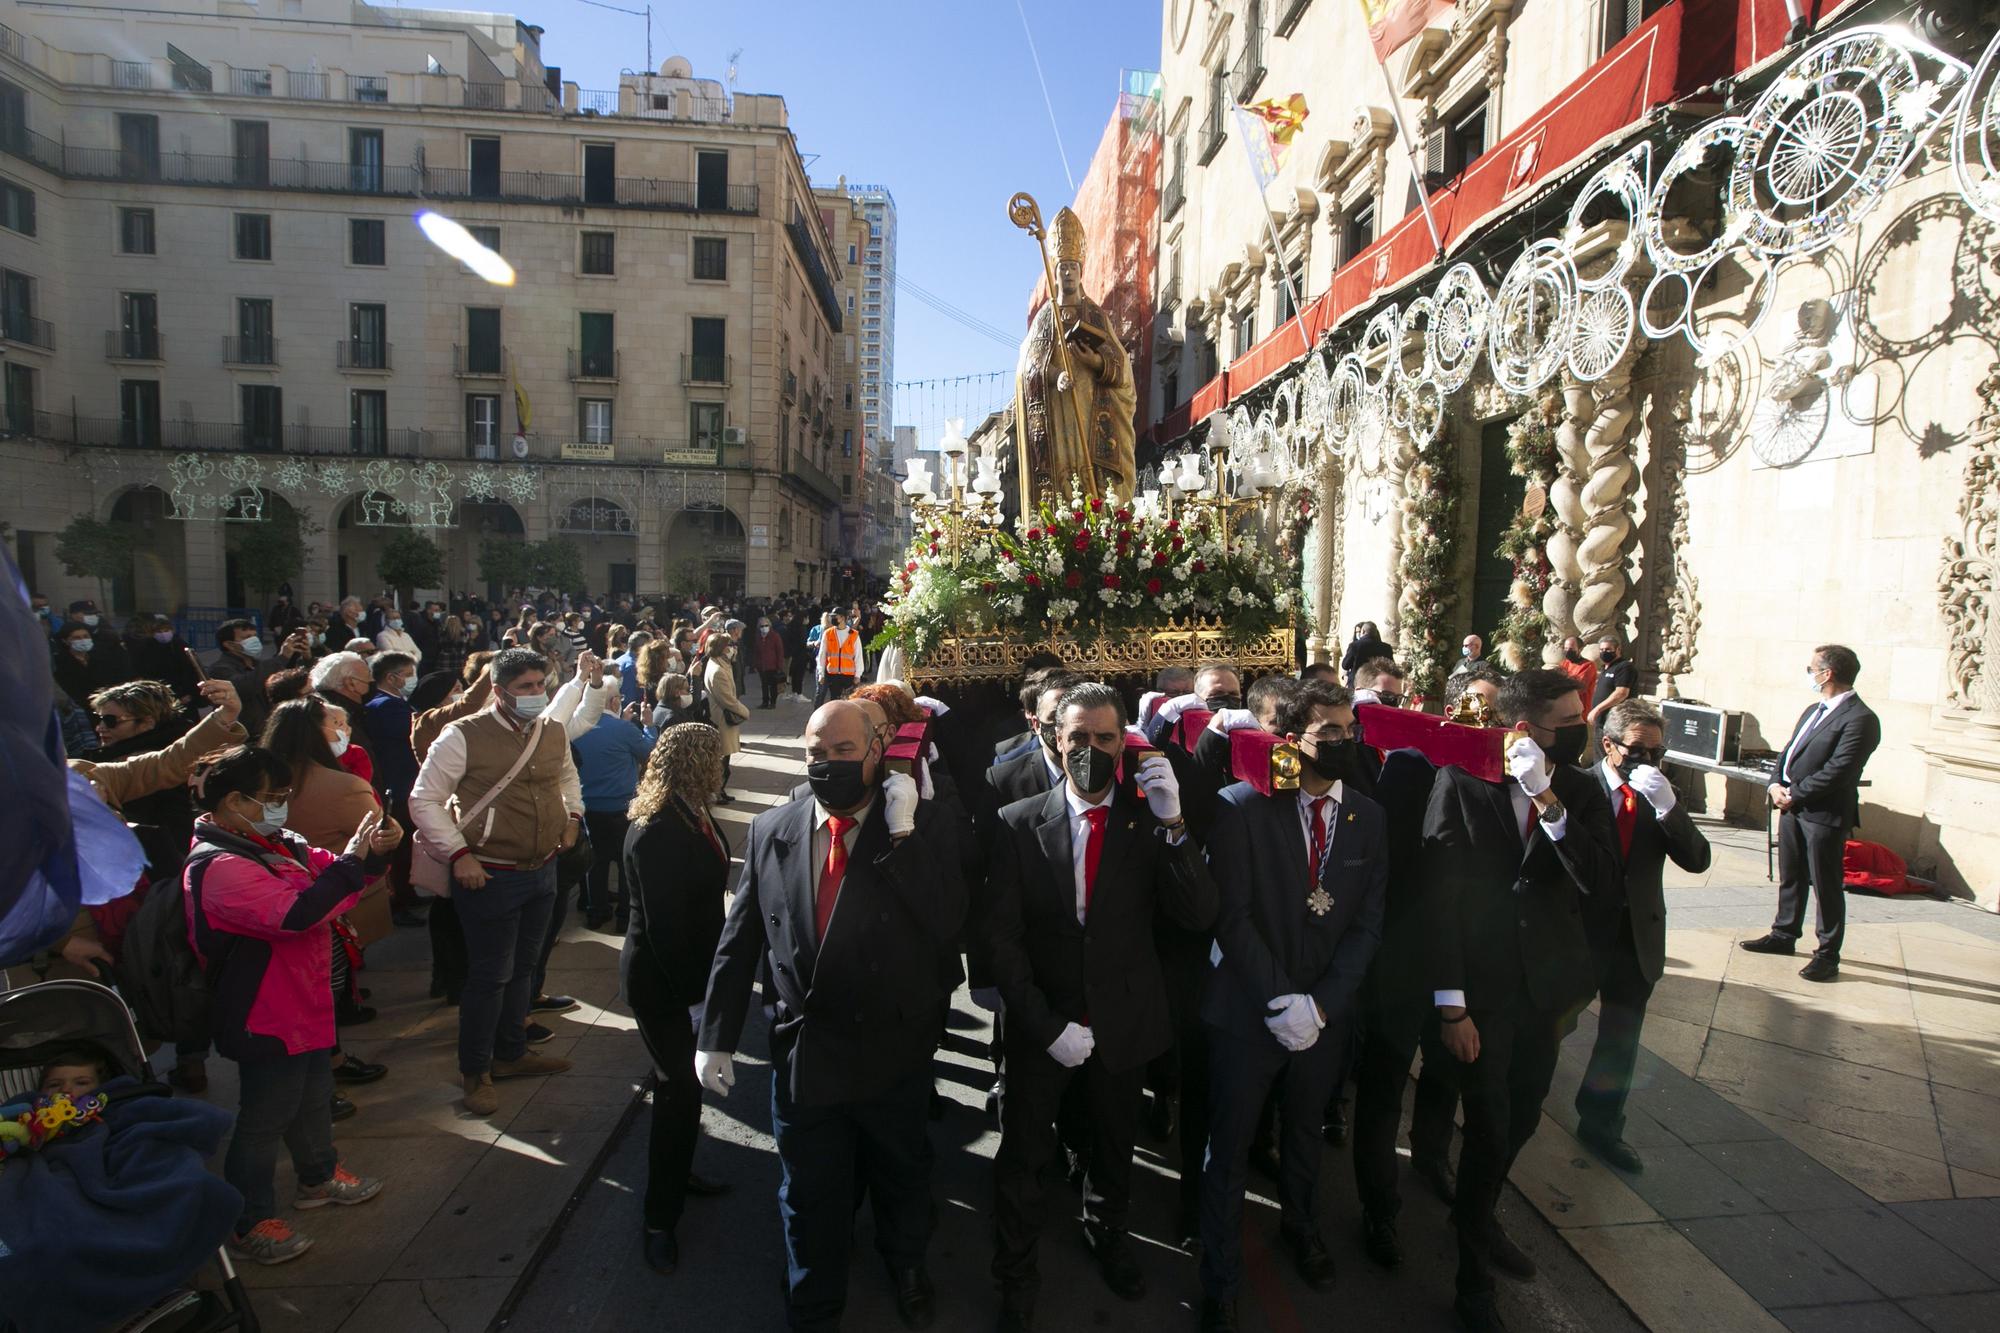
top-left (0, 0), bottom-right (858, 610)
top-left (1137, 0), bottom-right (2000, 907)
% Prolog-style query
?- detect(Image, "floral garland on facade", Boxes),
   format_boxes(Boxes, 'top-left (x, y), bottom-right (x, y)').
top-left (1396, 435), bottom-right (1461, 700)
top-left (878, 478), bottom-right (1303, 659)
top-left (1494, 393), bottom-right (1563, 671)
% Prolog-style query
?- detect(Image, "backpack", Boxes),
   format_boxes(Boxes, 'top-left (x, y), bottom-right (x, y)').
top-left (114, 871), bottom-right (220, 1047)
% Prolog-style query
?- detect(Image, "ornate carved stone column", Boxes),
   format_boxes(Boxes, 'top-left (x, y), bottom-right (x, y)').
top-left (1547, 344), bottom-right (1644, 644)
top-left (1313, 451), bottom-right (1344, 659)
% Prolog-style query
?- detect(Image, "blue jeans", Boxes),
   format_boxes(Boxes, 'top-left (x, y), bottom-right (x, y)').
top-left (225, 1050), bottom-right (336, 1233)
top-left (454, 863), bottom-right (557, 1077)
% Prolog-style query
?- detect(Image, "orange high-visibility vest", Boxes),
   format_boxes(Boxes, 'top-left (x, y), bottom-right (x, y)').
top-left (824, 627), bottom-right (858, 676)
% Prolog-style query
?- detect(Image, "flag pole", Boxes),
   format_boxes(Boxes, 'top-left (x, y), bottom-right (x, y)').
top-left (1228, 91), bottom-right (1315, 360)
top-left (1367, 47), bottom-right (1445, 259)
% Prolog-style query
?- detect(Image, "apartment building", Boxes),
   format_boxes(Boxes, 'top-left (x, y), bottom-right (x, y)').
top-left (846, 183), bottom-right (895, 460)
top-left (0, 0), bottom-right (850, 606)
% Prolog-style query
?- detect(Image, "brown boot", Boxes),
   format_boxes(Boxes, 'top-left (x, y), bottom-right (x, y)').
top-left (491, 1053), bottom-right (573, 1081)
top-left (463, 1073), bottom-right (499, 1115)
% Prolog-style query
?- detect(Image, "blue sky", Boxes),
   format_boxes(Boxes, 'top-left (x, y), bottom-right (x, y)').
top-left (535, 0), bottom-right (1161, 443)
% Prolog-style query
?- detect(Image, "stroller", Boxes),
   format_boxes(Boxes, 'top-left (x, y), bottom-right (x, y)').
top-left (0, 976), bottom-right (259, 1333)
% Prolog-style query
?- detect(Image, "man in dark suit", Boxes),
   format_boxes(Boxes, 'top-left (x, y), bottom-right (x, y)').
top-left (696, 700), bottom-right (969, 1333)
top-left (990, 656), bottom-right (1070, 762)
top-left (1198, 680), bottom-right (1387, 1332)
top-left (1741, 643), bottom-right (1881, 982)
top-left (983, 681), bottom-right (1218, 1332)
top-left (1574, 699), bottom-right (1711, 1172)
top-left (1424, 668), bottom-right (1619, 1332)
top-left (982, 673), bottom-right (1077, 832)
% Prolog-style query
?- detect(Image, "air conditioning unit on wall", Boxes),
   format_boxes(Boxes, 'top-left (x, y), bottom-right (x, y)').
top-left (722, 426), bottom-right (748, 445)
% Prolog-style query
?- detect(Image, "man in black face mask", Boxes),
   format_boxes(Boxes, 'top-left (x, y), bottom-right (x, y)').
top-left (1572, 699), bottom-right (1709, 1175)
top-left (983, 682), bottom-right (1218, 1332)
top-left (1142, 662), bottom-right (1243, 747)
top-left (695, 701), bottom-right (967, 1332)
top-left (1421, 668), bottom-right (1618, 1333)
top-left (1197, 680), bottom-right (1387, 1330)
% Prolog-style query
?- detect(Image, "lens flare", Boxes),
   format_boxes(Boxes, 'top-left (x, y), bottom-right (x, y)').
top-left (415, 209), bottom-right (515, 286)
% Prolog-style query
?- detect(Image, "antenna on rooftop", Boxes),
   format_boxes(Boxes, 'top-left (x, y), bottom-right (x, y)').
top-left (726, 47), bottom-right (742, 91)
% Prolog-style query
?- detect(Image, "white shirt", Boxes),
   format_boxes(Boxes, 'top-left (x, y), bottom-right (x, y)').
top-left (375, 626), bottom-right (422, 666)
top-left (406, 676), bottom-right (609, 855)
top-left (1296, 781), bottom-right (1344, 876)
top-left (1781, 691), bottom-right (1852, 781)
top-left (811, 797), bottom-right (875, 938)
top-left (1063, 782), bottom-right (1117, 925)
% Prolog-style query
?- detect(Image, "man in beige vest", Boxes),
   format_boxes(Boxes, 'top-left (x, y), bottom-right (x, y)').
top-left (409, 647), bottom-right (580, 1114)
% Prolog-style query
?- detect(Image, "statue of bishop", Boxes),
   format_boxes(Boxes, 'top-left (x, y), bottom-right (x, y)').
top-left (1012, 207), bottom-right (1137, 511)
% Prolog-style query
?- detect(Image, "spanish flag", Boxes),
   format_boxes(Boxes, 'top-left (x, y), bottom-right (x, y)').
top-left (1358, 0), bottom-right (1455, 62)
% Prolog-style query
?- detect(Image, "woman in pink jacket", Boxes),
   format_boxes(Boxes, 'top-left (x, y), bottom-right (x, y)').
top-left (183, 745), bottom-right (403, 1266)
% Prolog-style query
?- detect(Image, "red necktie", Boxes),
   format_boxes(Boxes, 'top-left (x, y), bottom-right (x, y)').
top-left (816, 815), bottom-right (854, 941)
top-left (1307, 796), bottom-right (1330, 886)
top-left (1616, 785), bottom-right (1638, 859)
top-left (1081, 807), bottom-right (1109, 917)
top-left (1523, 798), bottom-right (1538, 846)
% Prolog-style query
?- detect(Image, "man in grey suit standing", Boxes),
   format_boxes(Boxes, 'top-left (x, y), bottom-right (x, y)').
top-left (1574, 699), bottom-right (1711, 1172)
top-left (1741, 644), bottom-right (1881, 983)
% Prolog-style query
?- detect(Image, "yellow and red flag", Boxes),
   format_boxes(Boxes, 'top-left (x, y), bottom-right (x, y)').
top-left (1234, 92), bottom-right (1310, 190)
top-left (1358, 0), bottom-right (1455, 62)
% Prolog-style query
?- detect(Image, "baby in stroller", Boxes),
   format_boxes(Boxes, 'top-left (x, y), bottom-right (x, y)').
top-left (0, 979), bottom-right (257, 1333)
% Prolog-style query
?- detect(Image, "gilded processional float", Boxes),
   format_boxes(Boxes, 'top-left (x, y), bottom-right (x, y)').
top-left (878, 194), bottom-right (1311, 691)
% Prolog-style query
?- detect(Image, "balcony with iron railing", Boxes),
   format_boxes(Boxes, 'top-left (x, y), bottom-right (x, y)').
top-left (681, 353), bottom-right (731, 386)
top-left (1232, 22), bottom-right (1266, 101)
top-left (1198, 98), bottom-right (1227, 165)
top-left (568, 347), bottom-right (620, 381)
top-left (1, 310), bottom-right (53, 350)
top-left (222, 335), bottom-right (277, 366)
top-left (335, 339), bottom-right (391, 371)
top-left (786, 213), bottom-right (846, 332)
top-left (784, 451), bottom-right (842, 508)
top-left (452, 343), bottom-right (507, 377)
top-left (0, 131), bottom-right (761, 213)
top-left (21, 411), bottom-right (434, 456)
top-left (1274, 0), bottom-right (1314, 37)
top-left (106, 328), bottom-right (162, 361)
top-left (1163, 166), bottom-right (1186, 220)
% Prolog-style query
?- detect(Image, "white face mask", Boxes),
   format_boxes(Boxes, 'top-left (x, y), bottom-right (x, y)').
top-left (82, 615), bottom-right (100, 627)
top-left (251, 800), bottom-right (289, 835)
top-left (329, 730), bottom-right (351, 758)
top-left (237, 636), bottom-right (263, 657)
top-left (510, 691), bottom-right (549, 719)
top-left (70, 637), bottom-right (94, 654)
top-left (1808, 669), bottom-right (1826, 695)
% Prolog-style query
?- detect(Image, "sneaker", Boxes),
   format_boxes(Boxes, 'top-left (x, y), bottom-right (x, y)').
top-left (525, 1021), bottom-right (556, 1045)
top-left (492, 1052), bottom-right (573, 1080)
top-left (231, 1218), bottom-right (314, 1265)
top-left (295, 1164), bottom-right (384, 1210)
top-left (530, 993), bottom-right (580, 1015)
top-left (463, 1073), bottom-right (499, 1115)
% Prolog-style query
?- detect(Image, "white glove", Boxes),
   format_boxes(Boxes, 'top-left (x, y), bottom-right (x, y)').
top-left (1155, 692), bottom-right (1202, 725)
top-left (1627, 764), bottom-right (1676, 814)
top-left (1046, 1021), bottom-right (1096, 1068)
top-left (971, 987), bottom-right (1004, 1012)
top-left (694, 1050), bottom-right (736, 1095)
top-left (915, 695), bottom-right (951, 717)
top-left (688, 1003), bottom-right (704, 1034)
top-left (882, 770), bottom-right (919, 837)
top-left (1507, 733), bottom-right (1552, 797)
top-left (1135, 753), bottom-right (1182, 822)
top-left (1264, 994), bottom-right (1324, 1052)
top-left (1207, 707), bottom-right (1259, 735)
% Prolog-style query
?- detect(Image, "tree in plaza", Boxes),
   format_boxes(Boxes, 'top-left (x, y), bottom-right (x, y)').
top-left (54, 515), bottom-right (135, 609)
top-left (671, 556), bottom-right (707, 601)
top-left (226, 505), bottom-right (315, 602)
top-left (477, 535), bottom-right (525, 591)
top-left (522, 538), bottom-right (584, 596)
top-left (377, 530), bottom-right (444, 607)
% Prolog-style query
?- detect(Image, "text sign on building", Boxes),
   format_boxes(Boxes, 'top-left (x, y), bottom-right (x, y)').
top-left (662, 448), bottom-right (717, 466)
top-left (750, 524), bottom-right (770, 548)
top-left (561, 441), bottom-right (615, 462)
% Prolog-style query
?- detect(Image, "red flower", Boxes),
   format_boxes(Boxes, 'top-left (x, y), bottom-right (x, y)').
top-left (1103, 573), bottom-right (1121, 589)
top-left (1089, 497), bottom-right (1103, 512)
top-left (927, 543), bottom-right (939, 557)
top-left (1025, 527), bottom-right (1042, 542)
top-left (981, 581), bottom-right (995, 593)
top-left (1024, 573), bottom-right (1042, 588)
top-left (999, 548), bottom-right (1015, 561)
top-left (1071, 510), bottom-right (1086, 524)
top-left (1064, 570), bottom-right (1082, 589)
top-left (905, 561), bottom-right (918, 573)
top-left (1152, 551), bottom-right (1168, 567)
top-left (1146, 577), bottom-right (1163, 596)
top-left (1192, 559), bottom-right (1207, 573)
top-left (1072, 532), bottom-right (1091, 552)
top-left (1118, 528), bottom-right (1133, 544)
top-left (1166, 519), bottom-right (1181, 532)
top-left (1115, 508), bottom-right (1132, 523)
top-left (1171, 535), bottom-right (1185, 551)
top-left (928, 529), bottom-right (942, 540)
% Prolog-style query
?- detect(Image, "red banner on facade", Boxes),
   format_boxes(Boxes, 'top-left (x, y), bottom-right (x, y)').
top-left (1359, 0), bottom-right (1455, 61)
